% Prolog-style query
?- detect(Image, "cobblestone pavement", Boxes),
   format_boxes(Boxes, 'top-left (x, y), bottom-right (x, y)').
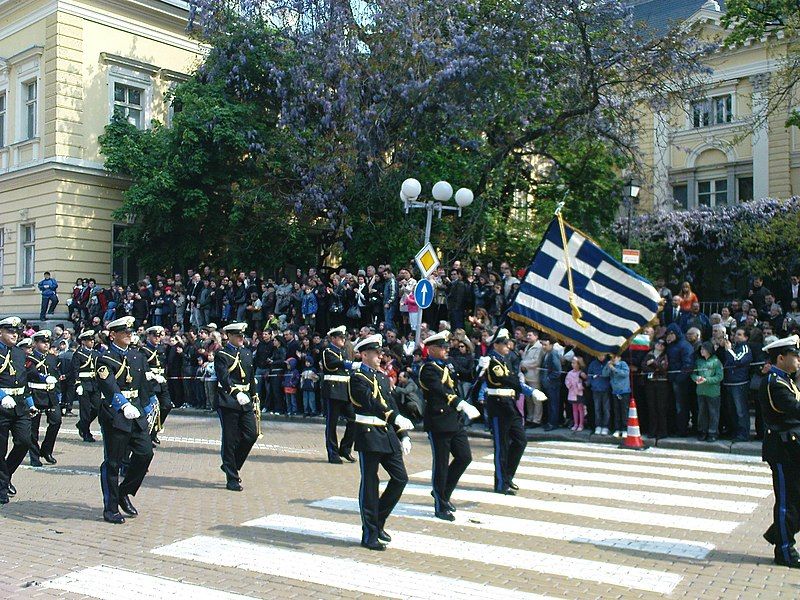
top-left (0, 411), bottom-right (793, 599)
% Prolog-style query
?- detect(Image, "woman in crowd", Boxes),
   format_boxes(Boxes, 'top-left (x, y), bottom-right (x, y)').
top-left (642, 339), bottom-right (670, 440)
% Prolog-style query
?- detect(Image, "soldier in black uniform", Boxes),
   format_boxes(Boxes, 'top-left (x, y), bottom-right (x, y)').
top-left (322, 325), bottom-right (357, 464)
top-left (0, 317), bottom-right (37, 504)
top-left (349, 334), bottom-right (414, 551)
top-left (483, 328), bottom-right (533, 495)
top-left (96, 316), bottom-right (157, 524)
top-left (419, 331), bottom-right (480, 521)
top-left (143, 325), bottom-right (172, 445)
top-left (214, 322), bottom-right (258, 492)
top-left (74, 330), bottom-right (100, 442)
top-left (760, 334), bottom-right (800, 567)
top-left (27, 330), bottom-right (62, 466)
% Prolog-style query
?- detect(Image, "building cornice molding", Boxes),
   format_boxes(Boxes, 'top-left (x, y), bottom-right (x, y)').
top-left (0, 156), bottom-right (130, 189)
top-left (101, 52), bottom-right (160, 75)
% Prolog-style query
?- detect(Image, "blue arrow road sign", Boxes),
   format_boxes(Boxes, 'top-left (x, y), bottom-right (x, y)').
top-left (414, 279), bottom-right (434, 310)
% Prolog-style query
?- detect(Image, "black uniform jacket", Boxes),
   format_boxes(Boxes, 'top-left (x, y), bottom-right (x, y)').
top-left (761, 366), bottom-right (800, 464)
top-left (143, 342), bottom-right (168, 395)
top-left (321, 345), bottom-right (350, 401)
top-left (0, 342), bottom-right (33, 417)
top-left (96, 344), bottom-right (152, 433)
top-left (27, 350), bottom-right (59, 410)
top-left (485, 350), bottom-right (521, 416)
top-left (214, 342), bottom-right (256, 411)
top-left (419, 358), bottom-right (461, 433)
top-left (73, 346), bottom-right (99, 393)
top-left (349, 365), bottom-right (408, 454)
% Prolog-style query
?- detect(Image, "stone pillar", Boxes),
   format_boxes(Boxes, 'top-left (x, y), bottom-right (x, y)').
top-left (652, 103), bottom-right (670, 211)
top-left (750, 73), bottom-right (771, 200)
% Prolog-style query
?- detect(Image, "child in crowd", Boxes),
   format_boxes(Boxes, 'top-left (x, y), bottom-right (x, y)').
top-left (283, 357), bottom-right (300, 416)
top-left (602, 354), bottom-right (631, 438)
top-left (587, 355), bottom-right (611, 435)
top-left (692, 341), bottom-right (723, 442)
top-left (300, 357), bottom-right (319, 417)
top-left (565, 356), bottom-right (586, 431)
top-left (202, 352), bottom-right (217, 411)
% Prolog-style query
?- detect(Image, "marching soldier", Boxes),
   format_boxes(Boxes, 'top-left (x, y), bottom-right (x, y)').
top-left (96, 316), bottom-right (157, 524)
top-left (143, 325), bottom-right (172, 445)
top-left (419, 331), bottom-right (480, 521)
top-left (74, 330), bottom-right (100, 442)
top-left (322, 325), bottom-right (357, 464)
top-left (349, 334), bottom-right (414, 551)
top-left (760, 334), bottom-right (800, 567)
top-left (483, 328), bottom-right (533, 495)
top-left (0, 317), bottom-right (37, 504)
top-left (27, 330), bottom-right (62, 467)
top-left (214, 322), bottom-right (258, 492)
top-left (17, 337), bottom-right (32, 354)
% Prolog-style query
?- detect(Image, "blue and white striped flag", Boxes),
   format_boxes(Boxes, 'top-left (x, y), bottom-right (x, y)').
top-left (508, 217), bottom-right (661, 357)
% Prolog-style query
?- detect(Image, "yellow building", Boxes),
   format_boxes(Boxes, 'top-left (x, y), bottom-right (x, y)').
top-left (0, 0), bottom-right (201, 318)
top-left (632, 0), bottom-right (799, 211)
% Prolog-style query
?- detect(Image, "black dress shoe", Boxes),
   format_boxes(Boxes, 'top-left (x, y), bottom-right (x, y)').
top-left (7, 483), bottom-right (16, 496)
top-left (706, 435), bottom-right (718, 442)
top-left (226, 481), bottom-right (244, 492)
top-left (764, 526), bottom-right (778, 545)
top-left (434, 509), bottom-right (456, 521)
top-left (378, 529), bottom-right (392, 542)
top-left (508, 481), bottom-right (519, 491)
top-left (445, 500), bottom-right (456, 512)
top-left (360, 540), bottom-right (386, 551)
top-left (328, 456), bottom-right (344, 464)
top-left (152, 434), bottom-right (161, 445)
top-left (496, 487), bottom-right (516, 496)
top-left (119, 495), bottom-right (138, 517)
top-left (775, 547), bottom-right (800, 568)
top-left (220, 465), bottom-right (241, 482)
top-left (103, 511), bottom-right (125, 524)
top-left (43, 454), bottom-right (57, 465)
top-left (30, 459), bottom-right (43, 468)
top-left (341, 453), bottom-right (357, 463)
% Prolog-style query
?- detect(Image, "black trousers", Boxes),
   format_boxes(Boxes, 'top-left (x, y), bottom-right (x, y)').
top-left (217, 406), bottom-right (257, 482)
top-left (766, 462), bottom-right (800, 560)
top-left (152, 389), bottom-right (173, 436)
top-left (60, 381), bottom-right (76, 411)
top-left (0, 410), bottom-right (33, 494)
top-left (99, 420), bottom-right (153, 513)
top-left (77, 391), bottom-right (101, 437)
top-left (427, 429), bottom-right (471, 511)
top-left (358, 448), bottom-right (408, 544)
top-left (489, 410), bottom-right (527, 491)
top-left (324, 397), bottom-right (355, 460)
top-left (30, 408), bottom-right (62, 460)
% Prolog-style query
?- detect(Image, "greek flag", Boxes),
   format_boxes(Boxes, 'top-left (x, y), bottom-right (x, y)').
top-left (508, 217), bottom-right (661, 357)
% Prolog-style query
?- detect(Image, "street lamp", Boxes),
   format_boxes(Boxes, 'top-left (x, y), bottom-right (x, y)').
top-left (623, 179), bottom-right (640, 248)
top-left (401, 178), bottom-right (475, 345)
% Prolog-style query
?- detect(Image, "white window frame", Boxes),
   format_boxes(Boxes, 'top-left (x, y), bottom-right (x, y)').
top-left (112, 81), bottom-right (146, 130)
top-left (685, 83), bottom-right (738, 130)
top-left (0, 228), bottom-right (5, 288)
top-left (0, 88), bottom-right (7, 147)
top-left (18, 222), bottom-right (35, 287)
top-left (22, 79), bottom-right (37, 140)
top-left (103, 54), bottom-right (156, 131)
top-left (691, 94), bottom-right (733, 128)
top-left (697, 178), bottom-right (728, 208)
top-left (7, 47), bottom-right (42, 144)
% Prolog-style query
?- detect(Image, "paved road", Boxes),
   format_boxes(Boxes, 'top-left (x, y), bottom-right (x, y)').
top-left (1, 412), bottom-right (792, 599)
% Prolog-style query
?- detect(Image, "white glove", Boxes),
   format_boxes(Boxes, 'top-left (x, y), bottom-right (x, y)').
top-left (477, 356), bottom-right (490, 370)
top-left (236, 391), bottom-right (250, 405)
top-left (401, 437), bottom-right (412, 455)
top-left (532, 389), bottom-right (548, 402)
top-left (76, 385), bottom-right (84, 396)
top-left (1, 396), bottom-right (15, 409)
top-left (154, 374), bottom-right (167, 384)
top-left (122, 403), bottom-right (141, 419)
top-left (45, 375), bottom-right (58, 385)
top-left (350, 361), bottom-right (362, 371)
top-left (394, 414), bottom-right (414, 431)
top-left (145, 371), bottom-right (155, 381)
top-left (457, 400), bottom-right (481, 420)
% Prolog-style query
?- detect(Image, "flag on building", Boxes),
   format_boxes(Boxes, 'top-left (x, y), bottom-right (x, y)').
top-left (508, 217), bottom-right (661, 357)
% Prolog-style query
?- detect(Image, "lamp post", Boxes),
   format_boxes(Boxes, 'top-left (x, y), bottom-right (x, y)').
top-left (622, 180), bottom-right (641, 248)
top-left (400, 178), bottom-right (475, 346)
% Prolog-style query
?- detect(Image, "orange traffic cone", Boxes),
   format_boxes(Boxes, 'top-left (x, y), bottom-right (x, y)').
top-left (621, 398), bottom-right (647, 450)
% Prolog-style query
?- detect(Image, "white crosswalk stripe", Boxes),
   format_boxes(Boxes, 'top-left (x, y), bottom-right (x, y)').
top-left (310, 496), bottom-right (716, 560)
top-left (412, 470), bottom-right (759, 513)
top-left (42, 565), bottom-right (258, 600)
top-left (537, 440), bottom-right (766, 464)
top-left (463, 459), bottom-right (771, 497)
top-left (243, 514), bottom-right (682, 594)
top-left (397, 483), bottom-right (740, 532)
top-left (152, 535), bottom-right (558, 600)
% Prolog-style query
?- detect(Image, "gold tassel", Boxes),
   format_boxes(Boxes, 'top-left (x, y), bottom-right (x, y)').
top-left (556, 211), bottom-right (590, 329)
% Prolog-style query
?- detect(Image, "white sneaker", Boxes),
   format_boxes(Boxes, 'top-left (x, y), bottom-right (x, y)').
top-left (612, 430), bottom-right (621, 438)
top-left (600, 428), bottom-right (609, 435)
top-left (594, 427), bottom-right (601, 435)
top-left (622, 431), bottom-right (628, 438)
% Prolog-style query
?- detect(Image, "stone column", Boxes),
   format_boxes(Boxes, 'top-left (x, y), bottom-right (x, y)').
top-left (750, 73), bottom-right (771, 200)
top-left (652, 102), bottom-right (670, 211)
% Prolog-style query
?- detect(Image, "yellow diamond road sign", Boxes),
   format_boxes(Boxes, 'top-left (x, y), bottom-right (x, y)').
top-left (415, 243), bottom-right (440, 278)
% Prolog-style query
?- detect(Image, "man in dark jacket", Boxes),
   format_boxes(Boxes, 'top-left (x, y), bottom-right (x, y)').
top-left (723, 328), bottom-right (753, 442)
top-left (446, 269), bottom-right (468, 330)
top-left (665, 323), bottom-right (694, 436)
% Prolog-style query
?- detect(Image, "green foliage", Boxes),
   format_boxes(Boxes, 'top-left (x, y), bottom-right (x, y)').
top-left (736, 210), bottom-right (800, 281)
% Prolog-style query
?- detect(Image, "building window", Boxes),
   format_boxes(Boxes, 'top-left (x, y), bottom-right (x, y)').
top-left (671, 184), bottom-right (688, 209)
top-left (692, 94), bottom-right (732, 128)
top-left (738, 176), bottom-right (754, 202)
top-left (19, 224), bottom-right (35, 286)
top-left (112, 224), bottom-right (139, 285)
top-left (113, 82), bottom-right (144, 129)
top-left (23, 80), bottom-right (37, 139)
top-left (0, 92), bottom-right (6, 146)
top-left (698, 179), bottom-right (728, 207)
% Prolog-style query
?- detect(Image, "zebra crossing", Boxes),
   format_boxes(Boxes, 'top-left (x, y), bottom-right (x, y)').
top-left (41, 441), bottom-right (773, 599)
